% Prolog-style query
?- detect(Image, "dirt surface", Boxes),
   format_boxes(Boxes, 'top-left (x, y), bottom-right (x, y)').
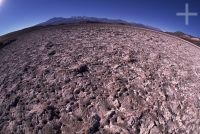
top-left (0, 23), bottom-right (200, 134)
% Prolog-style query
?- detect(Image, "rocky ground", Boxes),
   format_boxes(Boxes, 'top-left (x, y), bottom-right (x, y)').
top-left (0, 23), bottom-right (200, 134)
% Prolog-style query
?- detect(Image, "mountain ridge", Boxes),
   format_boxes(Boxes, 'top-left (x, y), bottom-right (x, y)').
top-left (37, 16), bottom-right (162, 32)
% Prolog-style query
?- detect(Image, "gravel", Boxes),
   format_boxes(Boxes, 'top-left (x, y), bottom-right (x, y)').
top-left (0, 23), bottom-right (200, 133)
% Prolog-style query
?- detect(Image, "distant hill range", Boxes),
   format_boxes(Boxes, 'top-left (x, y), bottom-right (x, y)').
top-left (0, 16), bottom-right (200, 47)
top-left (166, 31), bottom-right (200, 46)
top-left (37, 16), bottom-right (162, 32)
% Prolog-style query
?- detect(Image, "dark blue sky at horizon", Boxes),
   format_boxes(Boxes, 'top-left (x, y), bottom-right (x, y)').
top-left (0, 0), bottom-right (200, 36)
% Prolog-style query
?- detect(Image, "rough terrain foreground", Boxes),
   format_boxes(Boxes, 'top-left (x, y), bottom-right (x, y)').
top-left (0, 24), bottom-right (200, 134)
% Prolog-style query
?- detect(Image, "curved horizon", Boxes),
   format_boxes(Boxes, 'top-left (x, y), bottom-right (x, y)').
top-left (0, 0), bottom-right (199, 37)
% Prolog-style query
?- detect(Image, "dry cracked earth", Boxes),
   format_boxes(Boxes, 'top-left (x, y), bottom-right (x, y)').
top-left (0, 24), bottom-right (200, 134)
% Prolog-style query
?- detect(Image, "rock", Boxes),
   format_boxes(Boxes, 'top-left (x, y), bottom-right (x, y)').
top-left (87, 113), bottom-right (101, 134)
top-left (74, 88), bottom-right (81, 94)
top-left (127, 116), bottom-right (135, 127)
top-left (48, 50), bottom-right (56, 56)
top-left (65, 104), bottom-right (72, 112)
top-left (41, 123), bottom-right (54, 134)
top-left (104, 124), bottom-right (129, 134)
top-left (42, 106), bottom-right (60, 121)
top-left (45, 42), bottom-right (54, 49)
top-left (149, 127), bottom-right (160, 134)
top-left (8, 96), bottom-right (20, 109)
top-left (106, 110), bottom-right (116, 121)
top-left (117, 116), bottom-right (125, 124)
top-left (74, 64), bottom-right (89, 74)
top-left (113, 99), bottom-right (121, 108)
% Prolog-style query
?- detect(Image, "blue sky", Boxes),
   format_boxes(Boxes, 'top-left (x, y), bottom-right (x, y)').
top-left (0, 0), bottom-right (200, 36)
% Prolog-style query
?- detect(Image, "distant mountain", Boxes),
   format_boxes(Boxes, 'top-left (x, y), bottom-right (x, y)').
top-left (38, 16), bottom-right (129, 26)
top-left (38, 16), bottom-right (162, 32)
top-left (166, 31), bottom-right (200, 46)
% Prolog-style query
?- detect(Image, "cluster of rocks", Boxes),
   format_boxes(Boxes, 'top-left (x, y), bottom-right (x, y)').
top-left (0, 24), bottom-right (200, 133)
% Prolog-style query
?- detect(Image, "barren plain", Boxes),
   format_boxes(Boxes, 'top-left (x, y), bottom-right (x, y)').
top-left (0, 24), bottom-right (200, 134)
